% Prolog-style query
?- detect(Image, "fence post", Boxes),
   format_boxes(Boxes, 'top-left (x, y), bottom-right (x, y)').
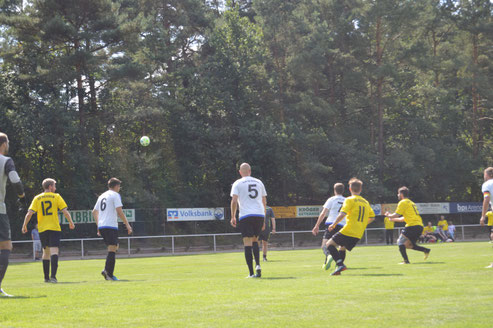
top-left (461, 225), bottom-right (465, 241)
top-left (172, 236), bottom-right (175, 254)
top-left (32, 241), bottom-right (35, 261)
top-left (213, 235), bottom-right (216, 253)
top-left (365, 230), bottom-right (368, 245)
top-left (81, 239), bottom-right (84, 259)
top-left (128, 238), bottom-right (131, 257)
top-left (292, 232), bottom-right (295, 249)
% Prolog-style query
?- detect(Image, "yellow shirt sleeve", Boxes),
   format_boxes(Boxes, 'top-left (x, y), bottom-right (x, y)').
top-left (56, 194), bottom-right (68, 211)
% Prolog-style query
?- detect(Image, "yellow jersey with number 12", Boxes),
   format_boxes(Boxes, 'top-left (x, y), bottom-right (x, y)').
top-left (339, 195), bottom-right (375, 239)
top-left (395, 198), bottom-right (423, 227)
top-left (29, 192), bottom-right (68, 232)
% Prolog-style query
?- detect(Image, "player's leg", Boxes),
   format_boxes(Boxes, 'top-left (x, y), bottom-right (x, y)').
top-left (243, 236), bottom-right (255, 277)
top-left (48, 231), bottom-right (61, 283)
top-left (338, 246), bottom-right (346, 263)
top-left (397, 233), bottom-right (410, 264)
top-left (251, 218), bottom-right (264, 277)
top-left (42, 247), bottom-right (51, 282)
top-left (252, 236), bottom-right (260, 267)
top-left (0, 239), bottom-right (12, 295)
top-left (407, 226), bottom-right (430, 258)
top-left (262, 240), bottom-right (268, 261)
top-left (105, 244), bottom-right (118, 279)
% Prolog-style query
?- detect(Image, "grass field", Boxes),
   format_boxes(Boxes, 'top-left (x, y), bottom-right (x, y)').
top-left (1, 242), bottom-right (493, 328)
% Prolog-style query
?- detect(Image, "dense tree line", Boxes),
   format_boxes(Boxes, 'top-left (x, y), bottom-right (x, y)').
top-left (0, 1), bottom-right (492, 233)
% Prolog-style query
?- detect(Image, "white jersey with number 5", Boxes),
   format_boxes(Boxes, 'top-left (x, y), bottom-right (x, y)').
top-left (93, 190), bottom-right (122, 230)
top-left (231, 176), bottom-right (267, 220)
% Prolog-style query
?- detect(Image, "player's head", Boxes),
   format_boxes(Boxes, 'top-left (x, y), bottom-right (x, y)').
top-left (484, 167), bottom-right (493, 181)
top-left (398, 186), bottom-right (409, 200)
top-left (440, 215), bottom-right (445, 220)
top-left (239, 163), bottom-right (251, 177)
top-left (0, 132), bottom-right (9, 155)
top-left (348, 178), bottom-right (362, 195)
top-left (427, 221), bottom-right (432, 226)
top-left (42, 178), bottom-right (57, 192)
top-left (334, 183), bottom-right (344, 195)
top-left (108, 177), bottom-right (122, 191)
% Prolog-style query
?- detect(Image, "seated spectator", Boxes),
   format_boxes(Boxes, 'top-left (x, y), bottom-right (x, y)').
top-left (437, 215), bottom-right (453, 242)
top-left (421, 222), bottom-right (437, 243)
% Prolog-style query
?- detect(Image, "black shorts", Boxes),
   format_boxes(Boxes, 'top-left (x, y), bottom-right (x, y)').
top-left (331, 232), bottom-right (360, 251)
top-left (39, 230), bottom-right (62, 248)
top-left (487, 226), bottom-right (493, 234)
top-left (258, 229), bottom-right (271, 242)
top-left (100, 228), bottom-right (119, 246)
top-left (323, 224), bottom-right (343, 240)
top-left (402, 225), bottom-right (424, 245)
top-left (238, 216), bottom-right (264, 238)
top-left (0, 213), bottom-right (11, 242)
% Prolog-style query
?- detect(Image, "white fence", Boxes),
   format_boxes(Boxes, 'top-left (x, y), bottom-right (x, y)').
top-left (11, 224), bottom-right (489, 261)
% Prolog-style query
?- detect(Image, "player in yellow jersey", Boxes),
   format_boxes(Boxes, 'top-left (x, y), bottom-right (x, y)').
top-left (22, 179), bottom-right (75, 283)
top-left (384, 216), bottom-right (394, 245)
top-left (486, 211), bottom-right (493, 242)
top-left (384, 186), bottom-right (430, 264)
top-left (325, 178), bottom-right (375, 276)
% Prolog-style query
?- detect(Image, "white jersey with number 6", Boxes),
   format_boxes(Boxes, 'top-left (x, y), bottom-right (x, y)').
top-left (231, 176), bottom-right (267, 220)
top-left (93, 190), bottom-right (122, 230)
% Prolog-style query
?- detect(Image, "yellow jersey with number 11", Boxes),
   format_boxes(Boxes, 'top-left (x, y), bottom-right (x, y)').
top-left (339, 195), bottom-right (375, 239)
top-left (29, 192), bottom-right (68, 232)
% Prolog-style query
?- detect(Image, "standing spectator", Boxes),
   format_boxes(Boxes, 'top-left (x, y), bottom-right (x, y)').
top-left (258, 206), bottom-right (276, 262)
top-left (384, 216), bottom-right (394, 245)
top-left (31, 223), bottom-right (41, 260)
top-left (485, 211), bottom-right (493, 243)
top-left (480, 167), bottom-right (493, 268)
top-left (448, 221), bottom-right (456, 240)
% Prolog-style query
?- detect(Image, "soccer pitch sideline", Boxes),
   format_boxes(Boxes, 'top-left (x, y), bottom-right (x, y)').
top-left (1, 242), bottom-right (492, 328)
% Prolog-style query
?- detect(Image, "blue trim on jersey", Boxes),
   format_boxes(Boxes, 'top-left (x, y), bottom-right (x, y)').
top-left (239, 214), bottom-right (265, 221)
top-left (325, 222), bottom-right (344, 226)
top-left (98, 226), bottom-right (118, 230)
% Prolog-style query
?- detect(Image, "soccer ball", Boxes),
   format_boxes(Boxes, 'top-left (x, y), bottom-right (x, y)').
top-left (140, 136), bottom-right (150, 147)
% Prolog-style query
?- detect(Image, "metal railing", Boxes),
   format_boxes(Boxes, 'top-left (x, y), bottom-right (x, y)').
top-left (11, 224), bottom-right (489, 261)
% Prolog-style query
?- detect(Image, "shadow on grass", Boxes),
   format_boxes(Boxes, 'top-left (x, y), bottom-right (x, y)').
top-left (413, 261), bottom-right (445, 265)
top-left (54, 281), bottom-right (88, 284)
top-left (260, 277), bottom-right (296, 280)
top-left (349, 273), bottom-right (404, 277)
top-left (1, 295), bottom-right (47, 299)
top-left (347, 267), bottom-right (383, 270)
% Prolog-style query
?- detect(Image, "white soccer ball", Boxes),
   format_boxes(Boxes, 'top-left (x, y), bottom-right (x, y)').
top-left (140, 136), bottom-right (150, 146)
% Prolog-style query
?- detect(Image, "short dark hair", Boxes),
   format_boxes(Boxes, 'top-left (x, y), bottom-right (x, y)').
top-left (108, 177), bottom-right (121, 189)
top-left (334, 183), bottom-right (344, 195)
top-left (348, 178), bottom-right (362, 193)
top-left (42, 178), bottom-right (56, 190)
top-left (398, 186), bottom-right (409, 198)
top-left (0, 132), bottom-right (8, 146)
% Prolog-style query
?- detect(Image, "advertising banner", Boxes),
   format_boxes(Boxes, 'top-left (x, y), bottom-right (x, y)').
top-left (416, 203), bottom-right (449, 215)
top-left (296, 206), bottom-right (323, 218)
top-left (371, 204), bottom-right (382, 216)
top-left (381, 203), bottom-right (398, 216)
top-left (167, 208), bottom-right (225, 221)
top-left (450, 202), bottom-right (483, 213)
top-left (270, 206), bottom-right (297, 219)
top-left (60, 209), bottom-right (135, 224)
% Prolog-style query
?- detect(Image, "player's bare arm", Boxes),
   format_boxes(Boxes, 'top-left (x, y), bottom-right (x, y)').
top-left (21, 210), bottom-right (35, 234)
top-left (480, 194), bottom-right (490, 226)
top-left (312, 207), bottom-right (328, 235)
top-left (230, 195), bottom-right (238, 227)
top-left (62, 208), bottom-right (75, 230)
top-left (116, 207), bottom-right (132, 234)
top-left (271, 217), bottom-right (276, 234)
top-left (92, 209), bottom-right (100, 236)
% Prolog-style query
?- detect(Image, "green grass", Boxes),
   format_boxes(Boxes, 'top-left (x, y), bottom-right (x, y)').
top-left (1, 242), bottom-right (493, 327)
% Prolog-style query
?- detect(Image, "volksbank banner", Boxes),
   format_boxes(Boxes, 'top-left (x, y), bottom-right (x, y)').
top-left (60, 209), bottom-right (135, 224)
top-left (167, 208), bottom-right (225, 221)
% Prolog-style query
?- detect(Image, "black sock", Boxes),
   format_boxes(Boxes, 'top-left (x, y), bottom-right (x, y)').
top-left (412, 245), bottom-right (430, 253)
top-left (43, 259), bottom-right (50, 280)
top-left (339, 250), bottom-right (346, 262)
top-left (252, 242), bottom-right (260, 266)
top-left (50, 255), bottom-right (58, 278)
top-left (399, 245), bottom-right (409, 262)
top-left (105, 252), bottom-right (116, 277)
top-left (327, 245), bottom-right (343, 266)
top-left (244, 246), bottom-right (254, 276)
top-left (0, 249), bottom-right (11, 287)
